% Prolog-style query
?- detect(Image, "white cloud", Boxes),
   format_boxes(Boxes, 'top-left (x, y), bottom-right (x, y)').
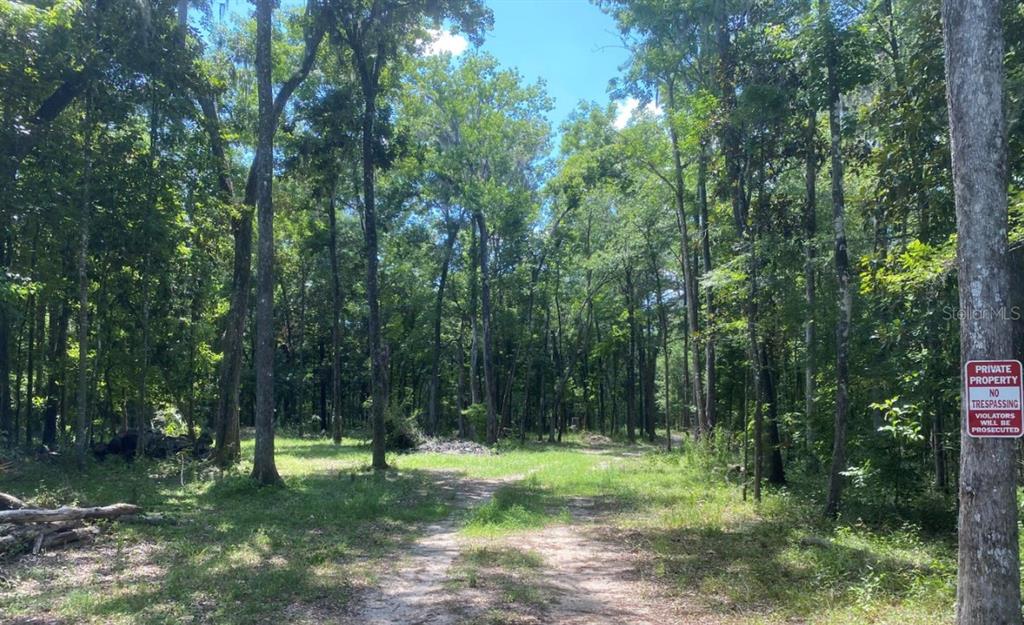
top-left (613, 97), bottom-right (664, 130)
top-left (421, 29), bottom-right (469, 56)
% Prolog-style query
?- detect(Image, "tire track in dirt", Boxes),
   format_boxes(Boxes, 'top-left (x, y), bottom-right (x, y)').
top-left (344, 468), bottom-right (718, 625)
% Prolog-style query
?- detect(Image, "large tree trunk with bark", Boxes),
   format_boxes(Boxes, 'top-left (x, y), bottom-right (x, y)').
top-left (74, 109), bottom-right (93, 467)
top-left (666, 80), bottom-right (707, 438)
top-left (474, 211), bottom-right (499, 445)
top-left (942, 1), bottom-right (1021, 623)
top-left (746, 232), bottom-right (763, 503)
top-left (429, 224), bottom-right (458, 435)
top-left (359, 80), bottom-right (388, 471)
top-left (250, 0), bottom-right (281, 486)
top-left (197, 91), bottom-right (246, 466)
top-left (697, 141), bottom-right (716, 429)
top-left (822, 0), bottom-right (852, 518)
top-left (42, 300), bottom-right (69, 448)
top-left (327, 193), bottom-right (344, 444)
top-left (196, 2), bottom-right (323, 467)
top-left (624, 268), bottom-right (637, 444)
top-left (803, 108), bottom-right (818, 458)
top-left (761, 341), bottom-right (786, 486)
top-left (0, 236), bottom-right (10, 443)
top-left (468, 226), bottom-right (481, 407)
top-left (214, 210), bottom-right (251, 466)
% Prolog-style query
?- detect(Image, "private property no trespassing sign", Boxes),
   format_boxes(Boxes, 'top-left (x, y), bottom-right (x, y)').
top-left (965, 360), bottom-right (1024, 438)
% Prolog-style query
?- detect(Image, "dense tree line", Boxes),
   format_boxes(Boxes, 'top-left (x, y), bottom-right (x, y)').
top-left (2, 0), bottom-right (1023, 530)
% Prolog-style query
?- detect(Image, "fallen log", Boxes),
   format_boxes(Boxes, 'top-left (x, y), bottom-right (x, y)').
top-left (36, 525), bottom-right (100, 553)
top-left (0, 503), bottom-right (141, 524)
top-left (0, 492), bottom-right (26, 511)
top-left (1, 521), bottom-right (90, 555)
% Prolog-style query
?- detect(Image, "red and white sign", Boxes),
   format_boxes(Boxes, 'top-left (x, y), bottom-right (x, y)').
top-left (965, 360), bottom-right (1024, 438)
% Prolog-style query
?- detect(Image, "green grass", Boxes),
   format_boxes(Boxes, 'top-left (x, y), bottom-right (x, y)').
top-left (0, 434), bottom-right (957, 624)
top-left (461, 476), bottom-right (571, 537)
top-left (0, 437), bottom-right (453, 624)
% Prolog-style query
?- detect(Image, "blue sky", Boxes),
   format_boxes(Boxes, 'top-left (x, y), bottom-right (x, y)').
top-left (423, 1), bottom-right (658, 136)
top-left (478, 0), bottom-right (629, 131)
top-left (214, 0), bottom-right (641, 131)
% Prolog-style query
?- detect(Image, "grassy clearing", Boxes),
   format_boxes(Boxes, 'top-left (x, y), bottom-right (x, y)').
top-left (0, 434), bottom-right (957, 624)
top-left (437, 436), bottom-right (957, 625)
top-left (0, 437), bottom-right (453, 624)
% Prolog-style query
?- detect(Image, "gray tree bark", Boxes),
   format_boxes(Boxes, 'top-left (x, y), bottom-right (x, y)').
top-left (429, 221), bottom-right (459, 435)
top-left (74, 109), bottom-right (93, 468)
top-left (666, 80), bottom-right (707, 438)
top-left (697, 140), bottom-right (716, 429)
top-left (194, 0), bottom-right (323, 468)
top-left (0, 236), bottom-right (10, 443)
top-left (942, 1), bottom-right (1021, 622)
top-left (822, 0), bottom-right (853, 519)
top-left (803, 108), bottom-right (818, 456)
top-left (327, 193), bottom-right (344, 444)
top-left (474, 211), bottom-right (499, 445)
top-left (250, 0), bottom-right (282, 485)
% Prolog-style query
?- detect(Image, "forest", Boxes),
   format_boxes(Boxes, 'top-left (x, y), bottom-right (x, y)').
top-left (1, 0), bottom-right (1023, 624)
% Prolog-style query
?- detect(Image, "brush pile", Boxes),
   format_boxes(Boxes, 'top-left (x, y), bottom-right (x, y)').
top-left (416, 438), bottom-right (493, 455)
top-left (0, 492), bottom-right (141, 557)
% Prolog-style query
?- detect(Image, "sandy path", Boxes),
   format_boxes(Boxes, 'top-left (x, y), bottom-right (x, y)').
top-left (493, 499), bottom-right (713, 625)
top-left (341, 473), bottom-right (511, 625)
top-left (345, 473), bottom-right (714, 625)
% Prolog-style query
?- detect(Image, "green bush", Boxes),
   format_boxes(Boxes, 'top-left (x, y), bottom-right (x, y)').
top-left (461, 403), bottom-right (486, 442)
top-left (385, 407), bottom-right (424, 452)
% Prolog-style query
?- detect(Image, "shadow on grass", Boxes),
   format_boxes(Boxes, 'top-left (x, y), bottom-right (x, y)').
top-left (461, 477), bottom-right (570, 536)
top-left (1, 444), bottom-right (464, 625)
top-left (630, 516), bottom-right (954, 621)
top-left (271, 441), bottom-right (370, 460)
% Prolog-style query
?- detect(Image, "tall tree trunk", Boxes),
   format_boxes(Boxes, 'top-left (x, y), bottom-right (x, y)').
top-left (455, 335), bottom-right (467, 438)
top-left (822, 0), bottom-right (852, 518)
top-left (746, 154), bottom-right (763, 502)
top-left (358, 76), bottom-right (388, 471)
top-left (199, 91), bottom-right (246, 466)
top-left (135, 254), bottom-right (151, 458)
top-left (429, 223), bottom-right (458, 435)
top-left (473, 211), bottom-right (499, 445)
top-left (42, 300), bottom-right (68, 448)
top-left (327, 193), bottom-right (344, 444)
top-left (24, 293), bottom-right (36, 448)
top-left (0, 234), bottom-right (10, 442)
top-left (214, 210), bottom-right (250, 466)
top-left (681, 306), bottom-right (692, 435)
top-left (666, 80), bottom-right (707, 438)
top-left (13, 315), bottom-right (25, 444)
top-left (637, 312), bottom-right (648, 440)
top-left (23, 224), bottom-right (41, 448)
top-left (196, 2), bottom-right (323, 467)
top-left (747, 234), bottom-right (763, 503)
top-left (74, 111), bottom-right (92, 467)
top-left (942, 1), bottom-right (1021, 622)
top-left (650, 252), bottom-right (671, 450)
top-left (697, 140), bottom-right (716, 429)
top-left (643, 315), bottom-right (656, 442)
top-left (761, 341), bottom-right (786, 485)
top-left (468, 225), bottom-right (481, 406)
top-left (538, 306), bottom-right (551, 441)
top-left (250, 0), bottom-right (281, 485)
top-left (803, 108), bottom-right (818, 458)
top-left (624, 268), bottom-right (637, 444)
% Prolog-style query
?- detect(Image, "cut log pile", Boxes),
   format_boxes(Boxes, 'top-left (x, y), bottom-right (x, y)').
top-left (0, 492), bottom-right (142, 557)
